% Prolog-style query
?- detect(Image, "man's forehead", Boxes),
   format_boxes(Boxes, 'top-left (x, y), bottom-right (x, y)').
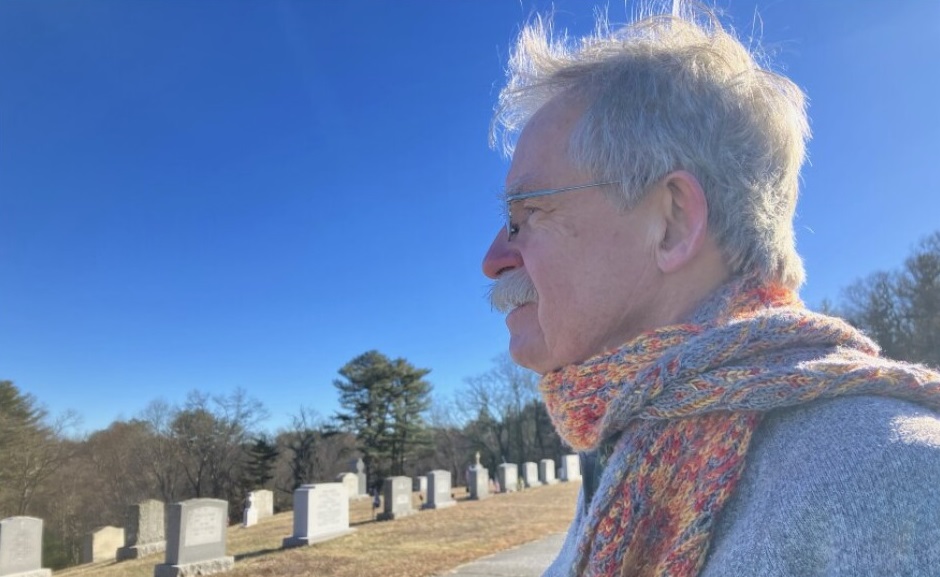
top-left (503, 96), bottom-right (589, 196)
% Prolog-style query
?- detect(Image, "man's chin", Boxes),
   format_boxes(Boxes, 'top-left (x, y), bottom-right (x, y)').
top-left (508, 337), bottom-right (550, 376)
top-left (507, 347), bottom-right (546, 375)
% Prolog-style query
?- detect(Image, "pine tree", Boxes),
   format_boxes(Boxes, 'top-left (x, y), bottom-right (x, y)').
top-left (333, 351), bottom-right (432, 483)
top-left (244, 436), bottom-right (279, 489)
top-left (842, 231), bottom-right (940, 368)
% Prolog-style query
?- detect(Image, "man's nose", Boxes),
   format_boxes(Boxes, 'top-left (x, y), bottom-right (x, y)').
top-left (482, 228), bottom-right (522, 279)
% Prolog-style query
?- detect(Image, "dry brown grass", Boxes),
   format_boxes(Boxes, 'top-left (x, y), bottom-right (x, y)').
top-left (59, 482), bottom-right (579, 577)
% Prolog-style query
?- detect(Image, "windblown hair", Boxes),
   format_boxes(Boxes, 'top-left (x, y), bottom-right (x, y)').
top-left (491, 3), bottom-right (810, 289)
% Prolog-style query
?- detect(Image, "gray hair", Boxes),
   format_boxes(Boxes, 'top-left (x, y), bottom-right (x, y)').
top-left (491, 3), bottom-right (810, 289)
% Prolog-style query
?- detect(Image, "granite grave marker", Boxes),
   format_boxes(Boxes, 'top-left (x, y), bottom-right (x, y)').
top-left (423, 470), bottom-right (456, 510)
top-left (117, 499), bottom-right (166, 561)
top-left (283, 483), bottom-right (355, 547)
top-left (154, 498), bottom-right (233, 577)
top-left (377, 476), bottom-right (415, 521)
top-left (0, 517), bottom-right (51, 577)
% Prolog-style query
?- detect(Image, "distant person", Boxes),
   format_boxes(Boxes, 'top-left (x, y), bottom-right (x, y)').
top-left (482, 4), bottom-right (940, 577)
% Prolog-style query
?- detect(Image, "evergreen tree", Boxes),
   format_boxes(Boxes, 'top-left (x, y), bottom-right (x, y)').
top-left (244, 436), bottom-right (279, 489)
top-left (842, 231), bottom-right (940, 368)
top-left (333, 351), bottom-right (432, 482)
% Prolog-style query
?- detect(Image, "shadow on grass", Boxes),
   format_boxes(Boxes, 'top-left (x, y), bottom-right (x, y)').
top-left (235, 547), bottom-right (283, 562)
top-left (351, 517), bottom-right (379, 527)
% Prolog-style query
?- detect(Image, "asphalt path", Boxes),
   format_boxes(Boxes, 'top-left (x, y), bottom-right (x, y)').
top-left (433, 533), bottom-right (565, 577)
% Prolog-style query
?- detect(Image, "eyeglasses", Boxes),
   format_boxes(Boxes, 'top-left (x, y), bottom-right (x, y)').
top-left (504, 181), bottom-right (619, 239)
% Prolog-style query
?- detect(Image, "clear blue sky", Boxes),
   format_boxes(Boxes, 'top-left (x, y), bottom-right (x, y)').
top-left (2, 1), bottom-right (938, 434)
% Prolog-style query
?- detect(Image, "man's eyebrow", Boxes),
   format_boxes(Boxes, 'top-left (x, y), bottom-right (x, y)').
top-left (504, 180), bottom-right (544, 199)
top-left (503, 183), bottom-right (526, 197)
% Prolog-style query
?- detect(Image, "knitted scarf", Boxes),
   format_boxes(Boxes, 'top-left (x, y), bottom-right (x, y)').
top-left (539, 278), bottom-right (940, 577)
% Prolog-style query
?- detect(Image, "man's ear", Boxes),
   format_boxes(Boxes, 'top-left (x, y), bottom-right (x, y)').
top-left (653, 170), bottom-right (709, 273)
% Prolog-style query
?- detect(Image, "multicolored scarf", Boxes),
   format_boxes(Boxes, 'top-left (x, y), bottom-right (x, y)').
top-left (540, 278), bottom-right (940, 577)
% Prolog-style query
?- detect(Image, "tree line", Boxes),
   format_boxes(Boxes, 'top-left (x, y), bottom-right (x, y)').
top-left (3, 230), bottom-right (938, 569)
top-left (0, 351), bottom-right (564, 569)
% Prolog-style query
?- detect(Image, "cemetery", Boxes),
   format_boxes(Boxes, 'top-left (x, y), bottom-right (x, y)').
top-left (0, 354), bottom-right (583, 576)
top-left (0, 453), bottom-right (582, 577)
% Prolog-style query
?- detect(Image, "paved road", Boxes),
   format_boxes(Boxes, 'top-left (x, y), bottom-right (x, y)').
top-left (434, 533), bottom-right (564, 577)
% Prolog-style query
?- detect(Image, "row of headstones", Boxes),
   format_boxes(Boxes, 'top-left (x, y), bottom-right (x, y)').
top-left (0, 456), bottom-right (581, 577)
top-left (0, 504), bottom-right (217, 577)
top-left (359, 454), bottom-right (583, 523)
top-left (466, 455), bottom-right (583, 501)
top-left (0, 490), bottom-right (274, 577)
top-left (0, 459), bottom-right (366, 575)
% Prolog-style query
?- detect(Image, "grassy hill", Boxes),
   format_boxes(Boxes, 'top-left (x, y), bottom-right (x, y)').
top-left (58, 481), bottom-right (580, 577)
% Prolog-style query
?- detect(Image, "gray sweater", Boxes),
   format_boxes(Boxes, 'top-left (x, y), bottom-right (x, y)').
top-left (568, 396), bottom-right (940, 576)
top-left (703, 396), bottom-right (940, 575)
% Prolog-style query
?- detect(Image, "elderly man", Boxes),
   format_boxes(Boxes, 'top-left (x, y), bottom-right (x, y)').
top-left (483, 6), bottom-right (940, 577)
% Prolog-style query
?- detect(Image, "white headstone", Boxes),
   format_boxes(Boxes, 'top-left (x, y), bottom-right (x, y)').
top-left (497, 463), bottom-right (519, 493)
top-left (249, 490), bottom-right (274, 519)
top-left (468, 465), bottom-right (489, 500)
top-left (242, 494), bottom-right (259, 528)
top-left (377, 476), bottom-right (415, 521)
top-left (81, 525), bottom-right (124, 564)
top-left (336, 472), bottom-right (359, 500)
top-left (154, 499), bottom-right (234, 577)
top-left (522, 462), bottom-right (542, 488)
top-left (560, 454), bottom-right (582, 482)
top-left (412, 476), bottom-right (427, 493)
top-left (422, 470), bottom-right (456, 509)
top-left (283, 483), bottom-right (355, 547)
top-left (0, 517), bottom-right (51, 577)
top-left (350, 458), bottom-right (367, 497)
top-left (539, 459), bottom-right (558, 485)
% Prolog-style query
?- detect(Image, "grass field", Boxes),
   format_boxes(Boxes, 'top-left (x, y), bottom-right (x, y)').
top-left (58, 481), bottom-right (580, 577)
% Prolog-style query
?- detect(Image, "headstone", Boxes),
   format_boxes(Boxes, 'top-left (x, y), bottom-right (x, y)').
top-left (250, 490), bottom-right (274, 520)
top-left (539, 459), bottom-right (558, 485)
top-left (283, 483), bottom-right (355, 547)
top-left (242, 494), bottom-right (258, 528)
top-left (117, 499), bottom-right (166, 560)
top-left (522, 462), bottom-right (541, 488)
top-left (350, 458), bottom-right (367, 497)
top-left (560, 454), bottom-right (582, 482)
top-left (412, 475), bottom-right (427, 493)
top-left (336, 472), bottom-right (359, 500)
top-left (497, 463), bottom-right (518, 493)
top-left (0, 517), bottom-right (51, 577)
top-left (154, 499), bottom-right (234, 577)
top-left (376, 476), bottom-right (415, 521)
top-left (241, 489), bottom-right (274, 526)
top-left (422, 470), bottom-right (456, 510)
top-left (81, 525), bottom-right (124, 564)
top-left (468, 465), bottom-right (489, 500)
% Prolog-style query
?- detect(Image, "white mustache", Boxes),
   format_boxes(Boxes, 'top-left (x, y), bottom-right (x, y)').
top-left (488, 269), bottom-right (538, 313)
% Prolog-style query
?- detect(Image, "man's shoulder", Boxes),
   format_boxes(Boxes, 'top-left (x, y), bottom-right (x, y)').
top-left (754, 394), bottom-right (940, 466)
top-left (702, 395), bottom-right (940, 577)
top-left (745, 395), bottom-right (940, 510)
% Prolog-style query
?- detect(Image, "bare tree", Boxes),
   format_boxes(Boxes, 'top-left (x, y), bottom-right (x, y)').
top-left (421, 394), bottom-right (473, 481)
top-left (172, 389), bottom-right (268, 500)
top-left (138, 399), bottom-right (185, 503)
top-left (0, 381), bottom-right (79, 516)
top-left (274, 406), bottom-right (355, 509)
top-left (459, 355), bottom-right (557, 469)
